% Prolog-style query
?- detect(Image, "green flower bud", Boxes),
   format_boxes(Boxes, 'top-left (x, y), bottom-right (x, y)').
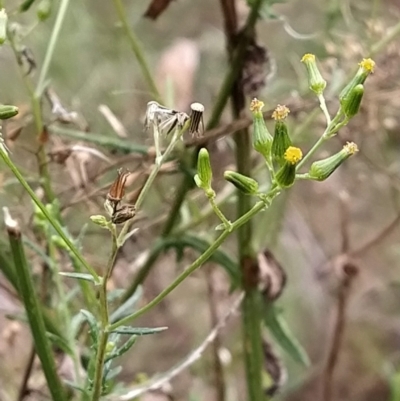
top-left (20, 0), bottom-right (36, 12)
top-left (90, 215), bottom-right (109, 228)
top-left (339, 58), bottom-right (375, 107)
top-left (308, 142), bottom-right (358, 181)
top-left (250, 98), bottom-right (273, 159)
top-left (301, 54), bottom-right (326, 95)
top-left (0, 105), bottom-right (19, 120)
top-left (342, 84), bottom-right (364, 118)
top-left (196, 148), bottom-right (213, 192)
top-left (275, 146), bottom-right (302, 188)
top-left (105, 341), bottom-right (116, 354)
top-left (224, 170), bottom-right (259, 195)
top-left (37, 0), bottom-right (52, 21)
top-left (0, 9), bottom-right (7, 45)
top-left (271, 105), bottom-right (292, 165)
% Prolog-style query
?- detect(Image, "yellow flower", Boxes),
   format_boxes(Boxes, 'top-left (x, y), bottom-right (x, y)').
top-left (359, 58), bottom-right (375, 74)
top-left (301, 53), bottom-right (315, 63)
top-left (284, 146), bottom-right (303, 165)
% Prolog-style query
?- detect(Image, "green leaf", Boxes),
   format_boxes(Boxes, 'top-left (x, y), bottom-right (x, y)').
top-left (110, 286), bottom-right (143, 324)
top-left (105, 335), bottom-right (137, 362)
top-left (64, 380), bottom-right (87, 393)
top-left (263, 304), bottom-right (310, 367)
top-left (104, 365), bottom-right (122, 381)
top-left (59, 272), bottom-right (98, 283)
top-left (161, 235), bottom-right (241, 288)
top-left (80, 309), bottom-right (99, 344)
top-left (46, 332), bottom-right (74, 355)
top-left (110, 326), bottom-right (168, 335)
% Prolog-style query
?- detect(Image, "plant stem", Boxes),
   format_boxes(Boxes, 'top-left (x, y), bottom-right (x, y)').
top-left (219, 0), bottom-right (265, 398)
top-left (36, 0), bottom-right (71, 96)
top-left (117, 126), bottom-right (186, 246)
top-left (121, 0), bottom-right (265, 299)
top-left (209, 195), bottom-right (232, 230)
top-left (7, 34), bottom-right (56, 202)
top-left (0, 148), bottom-right (100, 282)
top-left (91, 233), bottom-right (119, 401)
top-left (5, 217), bottom-right (68, 401)
top-left (109, 198), bottom-right (272, 331)
top-left (112, 0), bottom-right (162, 103)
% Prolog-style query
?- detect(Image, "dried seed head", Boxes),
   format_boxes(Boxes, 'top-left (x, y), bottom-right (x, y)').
top-left (111, 204), bottom-right (136, 225)
top-left (107, 169), bottom-right (130, 206)
top-left (189, 102), bottom-right (204, 136)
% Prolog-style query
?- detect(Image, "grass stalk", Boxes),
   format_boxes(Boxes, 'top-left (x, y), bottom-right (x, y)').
top-left (111, 0), bottom-right (162, 103)
top-left (5, 215), bottom-right (68, 401)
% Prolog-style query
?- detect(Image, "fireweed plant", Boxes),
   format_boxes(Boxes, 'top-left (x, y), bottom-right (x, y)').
top-left (0, 40), bottom-right (374, 399)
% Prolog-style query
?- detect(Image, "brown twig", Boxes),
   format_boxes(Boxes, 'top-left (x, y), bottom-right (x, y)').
top-left (322, 261), bottom-right (358, 401)
top-left (322, 196), bottom-right (358, 401)
top-left (351, 213), bottom-right (400, 257)
top-left (17, 345), bottom-right (36, 401)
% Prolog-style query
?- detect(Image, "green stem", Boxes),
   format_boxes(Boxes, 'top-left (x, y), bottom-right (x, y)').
top-left (117, 126), bottom-right (187, 246)
top-left (111, 0), bottom-right (162, 103)
top-left (36, 0), bottom-right (71, 96)
top-left (109, 199), bottom-right (270, 331)
top-left (6, 221), bottom-right (67, 401)
top-left (120, 0), bottom-right (264, 298)
top-left (0, 148), bottom-right (100, 282)
top-left (296, 110), bottom-right (345, 171)
top-left (209, 195), bottom-right (232, 230)
top-left (90, 234), bottom-right (119, 401)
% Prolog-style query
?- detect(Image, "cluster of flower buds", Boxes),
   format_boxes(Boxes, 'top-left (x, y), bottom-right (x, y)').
top-left (248, 99), bottom-right (303, 189)
top-left (103, 169), bottom-right (136, 225)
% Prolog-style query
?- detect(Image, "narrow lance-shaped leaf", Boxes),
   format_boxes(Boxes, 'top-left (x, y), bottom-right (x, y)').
top-left (263, 304), bottom-right (310, 367)
top-left (80, 309), bottom-right (99, 345)
top-left (110, 326), bottom-right (168, 335)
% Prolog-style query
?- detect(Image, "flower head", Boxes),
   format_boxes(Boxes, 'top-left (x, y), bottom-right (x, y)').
top-left (284, 147), bottom-right (303, 165)
top-left (250, 98), bottom-right (265, 113)
top-left (272, 105), bottom-right (290, 121)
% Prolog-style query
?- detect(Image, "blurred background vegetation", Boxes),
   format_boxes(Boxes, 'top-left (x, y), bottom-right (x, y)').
top-left (1, 0), bottom-right (400, 400)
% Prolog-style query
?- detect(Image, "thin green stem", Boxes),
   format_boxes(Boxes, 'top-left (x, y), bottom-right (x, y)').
top-left (109, 198), bottom-right (272, 331)
top-left (117, 126), bottom-right (186, 246)
top-left (0, 148), bottom-right (100, 282)
top-left (6, 221), bottom-right (68, 401)
top-left (111, 0), bottom-right (162, 103)
top-left (120, 0), bottom-right (264, 298)
top-left (90, 234), bottom-right (119, 401)
top-left (296, 110), bottom-right (345, 171)
top-left (208, 195), bottom-right (232, 230)
top-left (36, 0), bottom-right (71, 96)
top-left (318, 94), bottom-right (331, 125)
